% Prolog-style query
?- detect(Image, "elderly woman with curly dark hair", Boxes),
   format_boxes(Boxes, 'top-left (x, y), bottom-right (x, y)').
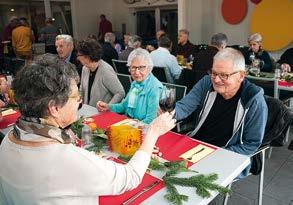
top-left (0, 54), bottom-right (175, 204)
top-left (77, 38), bottom-right (125, 107)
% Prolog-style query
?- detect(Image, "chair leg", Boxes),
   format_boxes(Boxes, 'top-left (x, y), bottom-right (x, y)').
top-left (258, 150), bottom-right (265, 205)
top-left (267, 147), bottom-right (273, 159)
top-left (223, 183), bottom-right (232, 205)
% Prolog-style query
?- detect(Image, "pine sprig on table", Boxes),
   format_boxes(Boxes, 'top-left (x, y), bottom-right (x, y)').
top-left (118, 156), bottom-right (230, 205)
top-left (70, 116), bottom-right (84, 139)
top-left (86, 137), bottom-right (107, 153)
top-left (163, 174), bottom-right (231, 199)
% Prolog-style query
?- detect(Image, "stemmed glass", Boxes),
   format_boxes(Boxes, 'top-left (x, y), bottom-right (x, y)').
top-left (159, 86), bottom-right (176, 113)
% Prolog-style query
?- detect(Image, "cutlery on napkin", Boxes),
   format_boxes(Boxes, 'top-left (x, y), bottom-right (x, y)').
top-left (180, 144), bottom-right (215, 163)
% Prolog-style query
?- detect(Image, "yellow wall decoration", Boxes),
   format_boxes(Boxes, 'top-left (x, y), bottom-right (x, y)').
top-left (250, 0), bottom-right (293, 51)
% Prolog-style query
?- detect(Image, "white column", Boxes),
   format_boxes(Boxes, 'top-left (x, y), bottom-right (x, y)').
top-left (70, 0), bottom-right (78, 38)
top-left (44, 0), bottom-right (52, 18)
top-left (155, 7), bottom-right (160, 32)
top-left (177, 0), bottom-right (187, 30)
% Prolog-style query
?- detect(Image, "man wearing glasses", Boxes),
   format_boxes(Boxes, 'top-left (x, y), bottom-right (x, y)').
top-left (174, 48), bottom-right (268, 178)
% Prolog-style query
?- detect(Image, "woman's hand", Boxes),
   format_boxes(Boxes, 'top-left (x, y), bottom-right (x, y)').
top-left (148, 111), bottom-right (176, 137)
top-left (281, 63), bottom-right (291, 73)
top-left (140, 111), bottom-right (176, 155)
top-left (96, 101), bottom-right (109, 112)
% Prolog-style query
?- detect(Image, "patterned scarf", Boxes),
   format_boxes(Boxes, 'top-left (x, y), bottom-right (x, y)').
top-left (13, 116), bottom-right (73, 144)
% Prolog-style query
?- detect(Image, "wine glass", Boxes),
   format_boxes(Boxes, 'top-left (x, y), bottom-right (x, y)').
top-left (81, 125), bottom-right (93, 148)
top-left (159, 86), bottom-right (176, 113)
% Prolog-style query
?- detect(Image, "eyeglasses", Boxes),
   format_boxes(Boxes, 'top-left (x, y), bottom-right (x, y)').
top-left (68, 91), bottom-right (82, 103)
top-left (128, 65), bottom-right (147, 72)
top-left (209, 70), bottom-right (241, 81)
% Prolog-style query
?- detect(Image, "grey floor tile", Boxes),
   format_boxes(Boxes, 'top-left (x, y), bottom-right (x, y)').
top-left (254, 193), bottom-right (285, 205)
top-left (264, 160), bottom-right (293, 204)
top-left (230, 179), bottom-right (259, 200)
top-left (226, 192), bottom-right (254, 205)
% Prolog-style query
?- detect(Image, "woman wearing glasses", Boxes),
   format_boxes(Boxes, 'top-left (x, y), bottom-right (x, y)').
top-left (97, 48), bottom-right (163, 124)
top-left (77, 38), bottom-right (125, 107)
top-left (0, 54), bottom-right (176, 204)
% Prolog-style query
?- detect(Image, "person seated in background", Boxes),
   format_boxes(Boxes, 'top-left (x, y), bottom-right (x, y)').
top-left (55, 34), bottom-right (82, 77)
top-left (101, 32), bottom-right (118, 67)
top-left (150, 35), bottom-right (182, 83)
top-left (193, 33), bottom-right (228, 72)
top-left (146, 29), bottom-right (166, 52)
top-left (77, 38), bottom-right (125, 107)
top-left (97, 48), bottom-right (163, 124)
top-left (173, 48), bottom-right (268, 178)
top-left (244, 33), bottom-right (273, 72)
top-left (0, 75), bottom-right (9, 108)
top-left (39, 17), bottom-right (58, 54)
top-left (277, 47), bottom-right (293, 72)
top-left (119, 35), bottom-right (141, 61)
top-left (172, 29), bottom-right (195, 58)
top-left (0, 53), bottom-right (176, 204)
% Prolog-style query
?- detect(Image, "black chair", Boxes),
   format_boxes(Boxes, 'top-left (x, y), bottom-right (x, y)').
top-left (152, 66), bottom-right (168, 83)
top-left (162, 82), bottom-right (187, 102)
top-left (177, 69), bottom-right (208, 92)
top-left (117, 73), bottom-right (132, 93)
top-left (223, 95), bottom-right (293, 205)
top-left (1, 57), bottom-right (25, 76)
top-left (112, 59), bottom-right (129, 74)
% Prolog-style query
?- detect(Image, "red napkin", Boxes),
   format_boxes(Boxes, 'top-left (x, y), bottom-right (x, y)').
top-left (278, 80), bottom-right (293, 87)
top-left (0, 110), bottom-right (20, 129)
top-left (99, 158), bottom-right (164, 205)
top-left (156, 132), bottom-right (217, 167)
top-left (92, 112), bottom-right (126, 130)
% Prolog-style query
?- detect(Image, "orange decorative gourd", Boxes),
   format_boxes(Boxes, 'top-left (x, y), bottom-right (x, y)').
top-left (107, 124), bottom-right (142, 156)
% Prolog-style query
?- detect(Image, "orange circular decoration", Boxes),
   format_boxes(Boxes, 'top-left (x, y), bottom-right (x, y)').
top-left (250, 0), bottom-right (262, 4)
top-left (222, 0), bottom-right (248, 25)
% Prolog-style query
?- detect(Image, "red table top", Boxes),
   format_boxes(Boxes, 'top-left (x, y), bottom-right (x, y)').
top-left (0, 110), bottom-right (20, 129)
top-left (92, 112), bottom-right (217, 205)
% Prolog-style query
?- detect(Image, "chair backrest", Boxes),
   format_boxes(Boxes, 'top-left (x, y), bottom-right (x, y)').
top-left (112, 59), bottom-right (129, 74)
top-left (247, 78), bottom-right (275, 97)
top-left (152, 66), bottom-right (168, 83)
top-left (263, 95), bottom-right (293, 146)
top-left (117, 73), bottom-right (132, 93)
top-left (162, 82), bottom-right (187, 102)
top-left (177, 69), bottom-right (208, 92)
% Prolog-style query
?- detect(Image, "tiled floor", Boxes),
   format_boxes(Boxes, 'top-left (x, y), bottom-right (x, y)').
top-left (212, 131), bottom-right (293, 205)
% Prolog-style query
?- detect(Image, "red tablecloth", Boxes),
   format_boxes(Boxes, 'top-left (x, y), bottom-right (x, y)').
top-left (278, 80), bottom-right (293, 87)
top-left (0, 110), bottom-right (20, 129)
top-left (92, 112), bottom-right (217, 205)
top-left (99, 158), bottom-right (164, 205)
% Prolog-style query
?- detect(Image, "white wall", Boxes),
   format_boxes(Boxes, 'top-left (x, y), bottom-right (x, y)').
top-left (70, 0), bottom-right (291, 57)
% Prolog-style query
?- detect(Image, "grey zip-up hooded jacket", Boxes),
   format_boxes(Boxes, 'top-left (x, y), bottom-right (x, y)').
top-left (175, 75), bottom-right (268, 177)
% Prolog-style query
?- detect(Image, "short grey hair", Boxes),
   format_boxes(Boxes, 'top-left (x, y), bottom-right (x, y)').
top-left (213, 48), bottom-right (245, 71)
top-left (104, 32), bottom-right (116, 43)
top-left (179, 29), bottom-right (189, 36)
top-left (56, 34), bottom-right (74, 47)
top-left (127, 48), bottom-right (153, 71)
top-left (248, 33), bottom-right (262, 43)
top-left (211, 33), bottom-right (228, 49)
top-left (128, 35), bottom-right (141, 48)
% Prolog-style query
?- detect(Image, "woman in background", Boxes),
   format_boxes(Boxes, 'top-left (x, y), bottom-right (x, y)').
top-left (77, 38), bottom-right (125, 107)
top-left (244, 33), bottom-right (273, 72)
top-left (97, 48), bottom-right (163, 124)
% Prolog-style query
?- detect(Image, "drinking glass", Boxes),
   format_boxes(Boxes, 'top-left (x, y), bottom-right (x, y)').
top-left (159, 86), bottom-right (176, 113)
top-left (81, 125), bottom-right (92, 147)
